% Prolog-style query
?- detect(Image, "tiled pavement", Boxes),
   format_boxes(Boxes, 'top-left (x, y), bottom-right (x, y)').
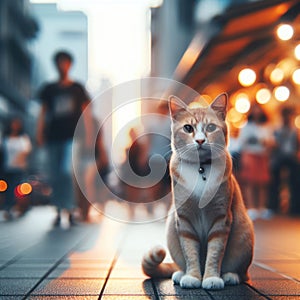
top-left (1, 205), bottom-right (300, 299)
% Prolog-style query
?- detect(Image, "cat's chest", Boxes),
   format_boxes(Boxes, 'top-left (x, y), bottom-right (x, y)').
top-left (176, 163), bottom-right (209, 197)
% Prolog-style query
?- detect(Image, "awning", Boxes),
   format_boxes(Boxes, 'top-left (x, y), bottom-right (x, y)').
top-left (175, 0), bottom-right (300, 106)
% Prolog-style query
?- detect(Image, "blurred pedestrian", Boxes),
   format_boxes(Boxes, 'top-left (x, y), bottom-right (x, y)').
top-left (238, 105), bottom-right (273, 221)
top-left (120, 127), bottom-right (149, 219)
top-left (78, 121), bottom-right (109, 221)
top-left (1, 117), bottom-right (32, 220)
top-left (228, 126), bottom-right (241, 176)
top-left (269, 107), bottom-right (299, 215)
top-left (144, 103), bottom-right (172, 212)
top-left (36, 50), bottom-right (93, 227)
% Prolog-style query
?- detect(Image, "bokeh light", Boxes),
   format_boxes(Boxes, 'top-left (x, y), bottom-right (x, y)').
top-left (227, 108), bottom-right (243, 123)
top-left (270, 68), bottom-right (284, 84)
top-left (238, 68), bottom-right (256, 87)
top-left (235, 93), bottom-right (251, 113)
top-left (292, 69), bottom-right (300, 85)
top-left (0, 180), bottom-right (8, 192)
top-left (256, 88), bottom-right (271, 104)
top-left (274, 86), bottom-right (290, 102)
top-left (295, 115), bottom-right (300, 129)
top-left (277, 24), bottom-right (294, 41)
top-left (295, 44), bottom-right (300, 60)
top-left (16, 183), bottom-right (33, 197)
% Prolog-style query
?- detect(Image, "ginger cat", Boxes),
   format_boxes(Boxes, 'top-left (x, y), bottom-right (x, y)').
top-left (142, 93), bottom-right (254, 290)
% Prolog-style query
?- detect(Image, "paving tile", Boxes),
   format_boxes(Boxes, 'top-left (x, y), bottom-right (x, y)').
top-left (249, 279), bottom-right (300, 296)
top-left (102, 279), bottom-right (154, 295)
top-left (101, 296), bottom-right (155, 300)
top-left (31, 278), bottom-right (104, 296)
top-left (7, 262), bottom-right (55, 269)
top-left (270, 297), bottom-right (300, 300)
top-left (155, 279), bottom-right (264, 298)
top-left (0, 296), bottom-right (23, 300)
top-left (207, 284), bottom-right (264, 298)
top-left (160, 296), bottom-right (211, 299)
top-left (0, 278), bottom-right (39, 296)
top-left (154, 279), bottom-right (209, 297)
top-left (16, 258), bottom-right (59, 264)
top-left (209, 296), bottom-right (266, 300)
top-left (0, 266), bottom-right (49, 278)
top-left (57, 260), bottom-right (111, 269)
top-left (0, 260), bottom-right (7, 267)
top-left (109, 266), bottom-right (148, 279)
top-left (29, 296), bottom-right (99, 299)
top-left (250, 264), bottom-right (284, 280)
top-left (261, 262), bottom-right (300, 280)
top-left (47, 267), bottom-right (108, 279)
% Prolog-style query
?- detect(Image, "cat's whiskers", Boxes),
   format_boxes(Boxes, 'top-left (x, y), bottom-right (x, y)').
top-left (176, 144), bottom-right (197, 157)
top-left (206, 143), bottom-right (227, 156)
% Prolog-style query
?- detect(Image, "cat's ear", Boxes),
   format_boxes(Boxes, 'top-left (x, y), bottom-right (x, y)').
top-left (168, 95), bottom-right (188, 119)
top-left (210, 93), bottom-right (228, 121)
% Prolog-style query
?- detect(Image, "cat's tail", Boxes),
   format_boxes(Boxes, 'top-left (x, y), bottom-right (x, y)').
top-left (142, 245), bottom-right (177, 278)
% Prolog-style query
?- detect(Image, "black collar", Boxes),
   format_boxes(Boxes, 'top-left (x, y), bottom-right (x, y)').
top-left (199, 159), bottom-right (211, 181)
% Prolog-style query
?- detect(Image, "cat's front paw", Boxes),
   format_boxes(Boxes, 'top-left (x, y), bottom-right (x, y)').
top-left (202, 277), bottom-right (224, 290)
top-left (180, 274), bottom-right (201, 289)
top-left (172, 271), bottom-right (184, 285)
top-left (222, 272), bottom-right (240, 285)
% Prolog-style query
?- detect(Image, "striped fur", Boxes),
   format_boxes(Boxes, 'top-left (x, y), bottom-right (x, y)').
top-left (142, 245), bottom-right (178, 278)
top-left (141, 94), bottom-right (254, 290)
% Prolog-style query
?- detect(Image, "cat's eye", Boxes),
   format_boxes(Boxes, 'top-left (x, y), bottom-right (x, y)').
top-left (183, 124), bottom-right (194, 133)
top-left (206, 123), bottom-right (217, 132)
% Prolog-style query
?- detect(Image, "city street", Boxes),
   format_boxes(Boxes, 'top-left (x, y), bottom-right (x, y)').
top-left (1, 204), bottom-right (300, 299)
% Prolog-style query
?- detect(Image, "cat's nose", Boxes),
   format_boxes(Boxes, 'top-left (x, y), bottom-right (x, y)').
top-left (196, 139), bottom-right (205, 145)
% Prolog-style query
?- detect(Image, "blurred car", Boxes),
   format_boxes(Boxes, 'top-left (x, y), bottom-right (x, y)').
top-left (0, 173), bottom-right (52, 216)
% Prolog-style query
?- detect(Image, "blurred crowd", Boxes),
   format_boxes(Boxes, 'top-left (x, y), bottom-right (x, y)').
top-left (1, 51), bottom-right (300, 225)
top-left (230, 104), bottom-right (300, 220)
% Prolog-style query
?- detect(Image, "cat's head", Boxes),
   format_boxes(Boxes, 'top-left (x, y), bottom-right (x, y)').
top-left (168, 93), bottom-right (228, 163)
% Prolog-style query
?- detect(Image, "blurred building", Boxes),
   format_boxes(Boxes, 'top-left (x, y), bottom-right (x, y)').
top-left (30, 3), bottom-right (88, 94)
top-left (150, 0), bottom-right (196, 78)
top-left (0, 0), bottom-right (38, 124)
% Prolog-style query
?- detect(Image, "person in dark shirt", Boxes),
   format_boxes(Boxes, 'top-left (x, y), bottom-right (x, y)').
top-left (269, 107), bottom-right (299, 215)
top-left (37, 51), bottom-right (93, 226)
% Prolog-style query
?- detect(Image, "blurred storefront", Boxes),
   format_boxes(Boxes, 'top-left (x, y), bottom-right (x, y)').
top-left (152, 0), bottom-right (300, 127)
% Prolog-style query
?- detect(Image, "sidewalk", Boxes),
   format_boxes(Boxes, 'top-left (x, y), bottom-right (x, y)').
top-left (1, 205), bottom-right (300, 299)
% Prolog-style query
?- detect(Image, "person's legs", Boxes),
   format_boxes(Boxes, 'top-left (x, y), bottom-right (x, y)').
top-left (47, 142), bottom-right (65, 225)
top-left (243, 183), bottom-right (259, 221)
top-left (81, 163), bottom-right (97, 221)
top-left (288, 159), bottom-right (300, 215)
top-left (61, 139), bottom-right (76, 224)
top-left (268, 164), bottom-right (281, 213)
top-left (258, 184), bottom-right (272, 219)
top-left (3, 171), bottom-right (20, 219)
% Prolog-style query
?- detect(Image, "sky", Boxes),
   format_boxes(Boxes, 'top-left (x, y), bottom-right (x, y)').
top-left (30, 0), bottom-right (162, 87)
